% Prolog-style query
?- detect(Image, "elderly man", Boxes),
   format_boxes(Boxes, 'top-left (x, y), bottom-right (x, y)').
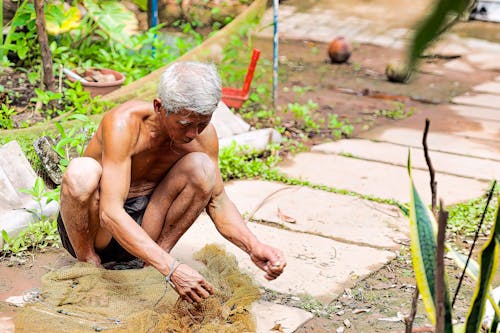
top-left (57, 61), bottom-right (286, 304)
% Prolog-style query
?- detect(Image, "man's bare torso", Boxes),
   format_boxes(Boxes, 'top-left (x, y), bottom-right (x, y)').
top-left (83, 101), bottom-right (216, 198)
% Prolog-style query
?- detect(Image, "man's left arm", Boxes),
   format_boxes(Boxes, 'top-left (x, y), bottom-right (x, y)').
top-left (207, 185), bottom-right (286, 280)
top-left (203, 128), bottom-right (286, 280)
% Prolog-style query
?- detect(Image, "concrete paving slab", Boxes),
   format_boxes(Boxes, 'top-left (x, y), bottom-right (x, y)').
top-left (430, 43), bottom-right (469, 57)
top-left (447, 104), bottom-right (500, 122)
top-left (252, 301), bottom-right (314, 333)
top-left (472, 82), bottom-right (500, 95)
top-left (443, 59), bottom-right (475, 73)
top-left (171, 216), bottom-right (395, 304)
top-left (359, 128), bottom-right (500, 161)
top-left (277, 152), bottom-right (488, 204)
top-left (466, 53), bottom-right (500, 71)
top-left (224, 180), bottom-right (408, 249)
top-left (463, 38), bottom-right (500, 53)
top-left (312, 139), bottom-right (500, 181)
top-left (452, 93), bottom-right (500, 110)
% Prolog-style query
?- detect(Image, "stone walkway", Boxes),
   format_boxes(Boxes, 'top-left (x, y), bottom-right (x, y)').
top-left (1, 3), bottom-right (500, 333)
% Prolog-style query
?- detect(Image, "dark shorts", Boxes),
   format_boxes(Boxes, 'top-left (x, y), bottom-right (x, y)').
top-left (57, 195), bottom-right (150, 263)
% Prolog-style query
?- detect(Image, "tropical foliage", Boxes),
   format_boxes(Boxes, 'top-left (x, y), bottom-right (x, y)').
top-left (407, 153), bottom-right (500, 332)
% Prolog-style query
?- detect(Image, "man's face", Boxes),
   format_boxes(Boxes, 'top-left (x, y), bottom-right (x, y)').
top-left (155, 100), bottom-right (212, 144)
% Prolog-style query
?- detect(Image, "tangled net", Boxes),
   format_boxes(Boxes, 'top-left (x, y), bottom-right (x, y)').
top-left (14, 244), bottom-right (260, 332)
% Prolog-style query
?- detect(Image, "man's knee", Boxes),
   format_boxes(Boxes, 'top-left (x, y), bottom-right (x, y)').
top-left (62, 157), bottom-right (102, 202)
top-left (181, 152), bottom-right (216, 195)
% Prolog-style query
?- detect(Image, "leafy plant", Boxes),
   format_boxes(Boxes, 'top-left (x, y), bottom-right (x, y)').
top-left (405, 0), bottom-right (473, 77)
top-left (447, 185), bottom-right (499, 237)
top-left (327, 114), bottom-right (353, 139)
top-left (0, 104), bottom-right (16, 129)
top-left (1, 218), bottom-right (60, 257)
top-left (2, 177), bottom-right (61, 258)
top-left (407, 154), bottom-right (500, 332)
top-left (52, 114), bottom-right (97, 169)
top-left (2, 0), bottom-right (39, 67)
top-left (218, 142), bottom-right (281, 181)
top-left (374, 102), bottom-right (414, 120)
top-left (285, 100), bottom-right (321, 133)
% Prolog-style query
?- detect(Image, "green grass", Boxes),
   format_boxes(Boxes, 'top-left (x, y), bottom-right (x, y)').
top-left (446, 182), bottom-right (499, 237)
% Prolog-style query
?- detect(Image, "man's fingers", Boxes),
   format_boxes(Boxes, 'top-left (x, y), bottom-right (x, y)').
top-left (186, 290), bottom-right (202, 304)
top-left (200, 280), bottom-right (215, 295)
top-left (196, 286), bottom-right (210, 299)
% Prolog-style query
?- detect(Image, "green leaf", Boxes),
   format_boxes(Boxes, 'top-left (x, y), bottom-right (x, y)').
top-left (465, 200), bottom-right (500, 332)
top-left (83, 0), bottom-right (137, 45)
top-left (407, 0), bottom-right (472, 72)
top-left (407, 151), bottom-right (453, 332)
top-left (446, 246), bottom-right (500, 318)
top-left (45, 4), bottom-right (81, 35)
top-left (2, 230), bottom-right (10, 243)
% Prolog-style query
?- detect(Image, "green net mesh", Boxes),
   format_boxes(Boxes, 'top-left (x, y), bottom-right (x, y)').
top-left (14, 244), bottom-right (260, 332)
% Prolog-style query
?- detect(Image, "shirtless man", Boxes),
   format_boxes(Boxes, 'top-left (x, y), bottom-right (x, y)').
top-left (57, 61), bottom-right (286, 304)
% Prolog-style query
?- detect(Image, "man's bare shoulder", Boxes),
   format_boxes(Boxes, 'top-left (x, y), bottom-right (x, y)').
top-left (194, 123), bottom-right (219, 156)
top-left (102, 101), bottom-right (154, 124)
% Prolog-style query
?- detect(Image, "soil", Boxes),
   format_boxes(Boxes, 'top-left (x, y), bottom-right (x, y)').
top-left (248, 36), bottom-right (498, 152)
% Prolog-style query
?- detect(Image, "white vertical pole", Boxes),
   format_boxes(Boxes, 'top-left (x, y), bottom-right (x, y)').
top-left (272, 0), bottom-right (279, 108)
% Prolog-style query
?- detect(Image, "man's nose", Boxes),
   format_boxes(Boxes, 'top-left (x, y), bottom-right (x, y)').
top-left (186, 127), bottom-right (198, 139)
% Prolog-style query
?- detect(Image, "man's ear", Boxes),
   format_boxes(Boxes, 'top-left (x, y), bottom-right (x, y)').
top-left (153, 98), bottom-right (163, 114)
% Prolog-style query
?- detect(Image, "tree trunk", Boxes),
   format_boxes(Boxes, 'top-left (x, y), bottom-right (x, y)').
top-left (34, 0), bottom-right (55, 92)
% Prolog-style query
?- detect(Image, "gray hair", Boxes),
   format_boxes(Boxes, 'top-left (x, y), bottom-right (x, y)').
top-left (158, 61), bottom-right (222, 116)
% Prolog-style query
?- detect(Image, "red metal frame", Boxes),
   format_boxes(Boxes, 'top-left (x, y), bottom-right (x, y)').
top-left (221, 48), bottom-right (261, 109)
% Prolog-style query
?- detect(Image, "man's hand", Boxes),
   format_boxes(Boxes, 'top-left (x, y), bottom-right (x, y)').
top-left (249, 242), bottom-right (286, 280)
top-left (170, 264), bottom-right (215, 303)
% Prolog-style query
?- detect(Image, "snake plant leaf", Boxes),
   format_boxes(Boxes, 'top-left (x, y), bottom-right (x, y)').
top-left (407, 0), bottom-right (472, 73)
top-left (447, 247), bottom-right (500, 318)
top-left (82, 0), bottom-right (138, 45)
top-left (45, 4), bottom-right (81, 35)
top-left (465, 200), bottom-right (500, 332)
top-left (407, 151), bottom-right (453, 332)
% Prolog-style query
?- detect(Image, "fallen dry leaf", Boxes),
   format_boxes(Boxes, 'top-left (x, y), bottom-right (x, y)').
top-left (271, 323), bottom-right (284, 332)
top-left (278, 207), bottom-right (296, 223)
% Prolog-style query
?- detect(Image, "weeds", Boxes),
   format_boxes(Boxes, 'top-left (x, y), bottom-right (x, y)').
top-left (328, 114), bottom-right (353, 139)
top-left (446, 182), bottom-right (499, 237)
top-left (373, 102), bottom-right (414, 120)
top-left (1, 177), bottom-right (60, 258)
top-left (0, 104), bottom-right (16, 129)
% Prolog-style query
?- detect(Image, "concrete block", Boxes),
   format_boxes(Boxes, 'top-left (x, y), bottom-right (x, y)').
top-left (252, 301), bottom-right (314, 333)
top-left (171, 216), bottom-right (395, 304)
top-left (219, 128), bottom-right (282, 153)
top-left (359, 127), bottom-right (500, 161)
top-left (447, 104), bottom-right (500, 122)
top-left (0, 200), bottom-right (59, 247)
top-left (211, 102), bottom-right (251, 138)
top-left (224, 180), bottom-right (408, 249)
top-left (443, 59), bottom-right (475, 73)
top-left (0, 167), bottom-right (23, 212)
top-left (472, 82), bottom-right (500, 95)
top-left (312, 139), bottom-right (500, 181)
top-left (452, 93), bottom-right (500, 110)
top-left (466, 53), bottom-right (500, 70)
top-left (0, 141), bottom-right (37, 202)
top-left (278, 152), bottom-right (488, 205)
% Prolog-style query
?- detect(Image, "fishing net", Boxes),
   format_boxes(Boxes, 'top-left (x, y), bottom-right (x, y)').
top-left (14, 244), bottom-right (260, 332)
